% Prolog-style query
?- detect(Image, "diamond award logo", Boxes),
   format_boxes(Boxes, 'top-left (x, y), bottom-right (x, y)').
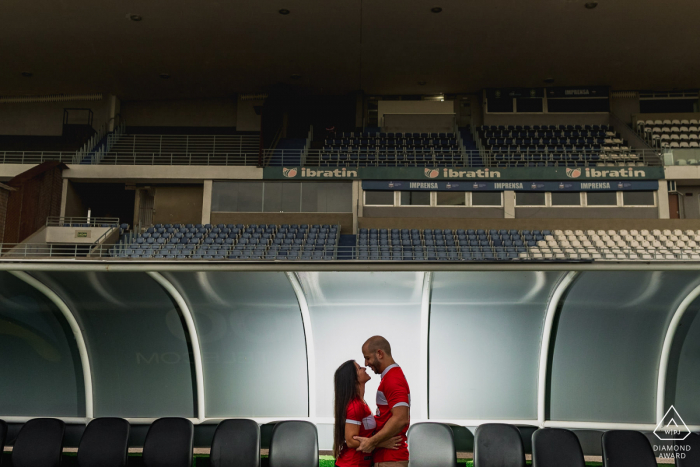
top-left (654, 405), bottom-right (690, 441)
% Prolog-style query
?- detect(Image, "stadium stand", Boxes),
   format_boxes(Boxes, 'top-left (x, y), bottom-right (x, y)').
top-left (111, 223), bottom-right (340, 260)
top-left (476, 124), bottom-right (650, 167)
top-left (308, 130), bottom-right (474, 167)
top-left (637, 118), bottom-right (700, 150)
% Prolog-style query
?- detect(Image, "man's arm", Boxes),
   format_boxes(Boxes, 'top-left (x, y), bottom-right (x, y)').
top-left (354, 406), bottom-right (409, 453)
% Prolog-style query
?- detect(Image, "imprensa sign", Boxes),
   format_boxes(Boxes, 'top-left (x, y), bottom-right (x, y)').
top-left (362, 180), bottom-right (660, 192)
top-left (263, 166), bottom-right (664, 181)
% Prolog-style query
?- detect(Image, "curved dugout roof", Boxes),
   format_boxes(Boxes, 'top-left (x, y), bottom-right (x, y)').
top-left (2, 266), bottom-right (700, 441)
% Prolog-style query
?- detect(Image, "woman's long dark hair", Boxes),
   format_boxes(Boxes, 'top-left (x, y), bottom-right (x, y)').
top-left (333, 360), bottom-right (360, 460)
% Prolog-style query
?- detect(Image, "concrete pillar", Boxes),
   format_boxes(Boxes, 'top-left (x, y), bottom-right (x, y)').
top-left (202, 180), bottom-right (213, 224)
top-left (59, 179), bottom-right (69, 218)
top-left (352, 180), bottom-right (361, 233)
top-left (658, 180), bottom-right (670, 219)
top-left (503, 190), bottom-right (516, 218)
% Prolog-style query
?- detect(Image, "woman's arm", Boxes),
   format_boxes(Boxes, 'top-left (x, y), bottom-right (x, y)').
top-left (344, 422), bottom-right (361, 449)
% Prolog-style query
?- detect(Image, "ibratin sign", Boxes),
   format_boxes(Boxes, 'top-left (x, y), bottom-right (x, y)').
top-left (263, 166), bottom-right (665, 181)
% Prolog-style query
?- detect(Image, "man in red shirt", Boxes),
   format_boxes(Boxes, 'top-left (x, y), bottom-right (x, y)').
top-left (354, 336), bottom-right (410, 467)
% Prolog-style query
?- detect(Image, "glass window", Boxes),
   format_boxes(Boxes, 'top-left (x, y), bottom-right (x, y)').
top-left (436, 192), bottom-right (465, 206)
top-left (263, 183), bottom-right (301, 213)
top-left (472, 192), bottom-right (502, 206)
top-left (516, 192), bottom-right (546, 206)
top-left (318, 183), bottom-right (353, 212)
top-left (623, 191), bottom-right (655, 206)
top-left (364, 191), bottom-right (394, 205)
top-left (400, 191), bottom-right (430, 206)
top-left (587, 192), bottom-right (618, 206)
top-left (551, 192), bottom-right (581, 206)
top-left (211, 182), bottom-right (262, 212)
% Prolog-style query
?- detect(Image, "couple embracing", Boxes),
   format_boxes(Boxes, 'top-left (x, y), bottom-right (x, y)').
top-left (333, 336), bottom-right (410, 467)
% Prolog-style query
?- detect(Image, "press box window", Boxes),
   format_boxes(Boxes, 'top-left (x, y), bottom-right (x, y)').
top-left (623, 191), bottom-right (655, 206)
top-left (436, 192), bottom-right (466, 206)
top-left (400, 191), bottom-right (430, 206)
top-left (586, 192), bottom-right (618, 206)
top-left (471, 192), bottom-right (502, 206)
top-left (364, 191), bottom-right (394, 206)
top-left (551, 192), bottom-right (581, 206)
top-left (516, 192), bottom-right (546, 206)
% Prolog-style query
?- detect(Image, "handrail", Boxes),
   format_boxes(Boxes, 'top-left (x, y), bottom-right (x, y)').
top-left (46, 216), bottom-right (120, 227)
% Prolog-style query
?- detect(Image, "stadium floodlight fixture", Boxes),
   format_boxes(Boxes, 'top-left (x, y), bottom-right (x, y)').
top-left (279, 9), bottom-right (290, 15)
top-left (585, 2), bottom-right (598, 9)
top-left (431, 7), bottom-right (443, 13)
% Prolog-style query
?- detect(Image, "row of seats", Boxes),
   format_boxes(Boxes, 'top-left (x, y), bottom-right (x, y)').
top-left (328, 131), bottom-right (454, 139)
top-left (3, 419), bottom-right (694, 467)
top-left (637, 119), bottom-right (700, 148)
top-left (111, 223), bottom-right (340, 260)
top-left (479, 124), bottom-right (611, 132)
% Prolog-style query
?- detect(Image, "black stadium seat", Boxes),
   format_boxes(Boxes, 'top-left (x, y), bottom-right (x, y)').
top-left (601, 430), bottom-right (656, 467)
top-left (676, 432), bottom-right (700, 467)
top-left (407, 422), bottom-right (457, 467)
top-left (0, 419), bottom-right (7, 464)
top-left (12, 418), bottom-right (65, 467)
top-left (142, 418), bottom-right (194, 467)
top-left (77, 418), bottom-right (130, 467)
top-left (210, 419), bottom-right (260, 467)
top-left (268, 421), bottom-right (318, 467)
top-left (474, 423), bottom-right (525, 467)
top-left (532, 428), bottom-right (585, 467)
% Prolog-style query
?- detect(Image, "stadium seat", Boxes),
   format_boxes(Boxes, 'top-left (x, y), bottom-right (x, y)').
top-left (268, 421), bottom-right (318, 467)
top-left (210, 419), bottom-right (260, 467)
top-left (531, 428), bottom-right (584, 467)
top-left (77, 418), bottom-right (130, 467)
top-left (12, 418), bottom-right (65, 467)
top-left (474, 423), bottom-right (525, 467)
top-left (601, 430), bottom-right (656, 467)
top-left (0, 419), bottom-right (6, 455)
top-left (676, 432), bottom-right (700, 467)
top-left (142, 418), bottom-right (194, 467)
top-left (407, 422), bottom-right (457, 467)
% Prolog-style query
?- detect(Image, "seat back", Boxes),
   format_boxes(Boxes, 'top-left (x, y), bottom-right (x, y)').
top-left (210, 419), bottom-right (260, 467)
top-left (77, 418), bottom-right (130, 467)
top-left (676, 432), bottom-right (700, 467)
top-left (0, 419), bottom-right (7, 466)
top-left (12, 418), bottom-right (65, 467)
top-left (532, 428), bottom-right (584, 467)
top-left (474, 423), bottom-right (525, 467)
top-left (407, 423), bottom-right (457, 467)
top-left (268, 421), bottom-right (318, 467)
top-left (601, 430), bottom-right (656, 467)
top-left (142, 418), bottom-right (194, 467)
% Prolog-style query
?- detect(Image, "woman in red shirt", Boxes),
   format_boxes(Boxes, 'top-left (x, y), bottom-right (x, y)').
top-left (333, 360), bottom-right (401, 467)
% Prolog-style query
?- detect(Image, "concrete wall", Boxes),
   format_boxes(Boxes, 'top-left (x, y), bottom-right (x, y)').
top-left (153, 185), bottom-right (203, 225)
top-left (377, 100), bottom-right (454, 127)
top-left (678, 186), bottom-right (700, 219)
top-left (0, 98), bottom-right (112, 136)
top-left (211, 212), bottom-right (354, 232)
top-left (63, 180), bottom-right (87, 218)
top-left (363, 207), bottom-right (503, 218)
top-left (610, 95), bottom-right (640, 125)
top-left (236, 96), bottom-right (263, 131)
top-left (120, 98), bottom-right (237, 127)
top-left (358, 217), bottom-right (700, 230)
top-left (45, 226), bottom-right (112, 243)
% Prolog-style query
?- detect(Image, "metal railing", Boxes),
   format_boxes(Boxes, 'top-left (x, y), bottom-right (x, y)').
top-left (0, 152), bottom-right (75, 164)
top-left (1, 244), bottom-right (699, 261)
top-left (46, 217), bottom-right (120, 227)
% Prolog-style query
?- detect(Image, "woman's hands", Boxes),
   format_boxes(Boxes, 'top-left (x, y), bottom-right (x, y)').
top-left (377, 436), bottom-right (403, 450)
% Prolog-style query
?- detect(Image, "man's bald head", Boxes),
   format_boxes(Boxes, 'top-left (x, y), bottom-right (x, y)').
top-left (363, 335), bottom-right (392, 356)
top-left (362, 335), bottom-right (395, 374)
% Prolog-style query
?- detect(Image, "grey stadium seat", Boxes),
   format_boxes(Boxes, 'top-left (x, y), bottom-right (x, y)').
top-left (601, 430), bottom-right (656, 467)
top-left (77, 418), bottom-right (130, 467)
top-left (532, 428), bottom-right (584, 467)
top-left (210, 419), bottom-right (260, 467)
top-left (0, 419), bottom-right (6, 461)
top-left (676, 432), bottom-right (700, 467)
top-left (269, 421), bottom-right (318, 467)
top-left (474, 423), bottom-right (525, 467)
top-left (143, 417), bottom-right (194, 467)
top-left (407, 422), bottom-right (457, 467)
top-left (12, 418), bottom-right (65, 467)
